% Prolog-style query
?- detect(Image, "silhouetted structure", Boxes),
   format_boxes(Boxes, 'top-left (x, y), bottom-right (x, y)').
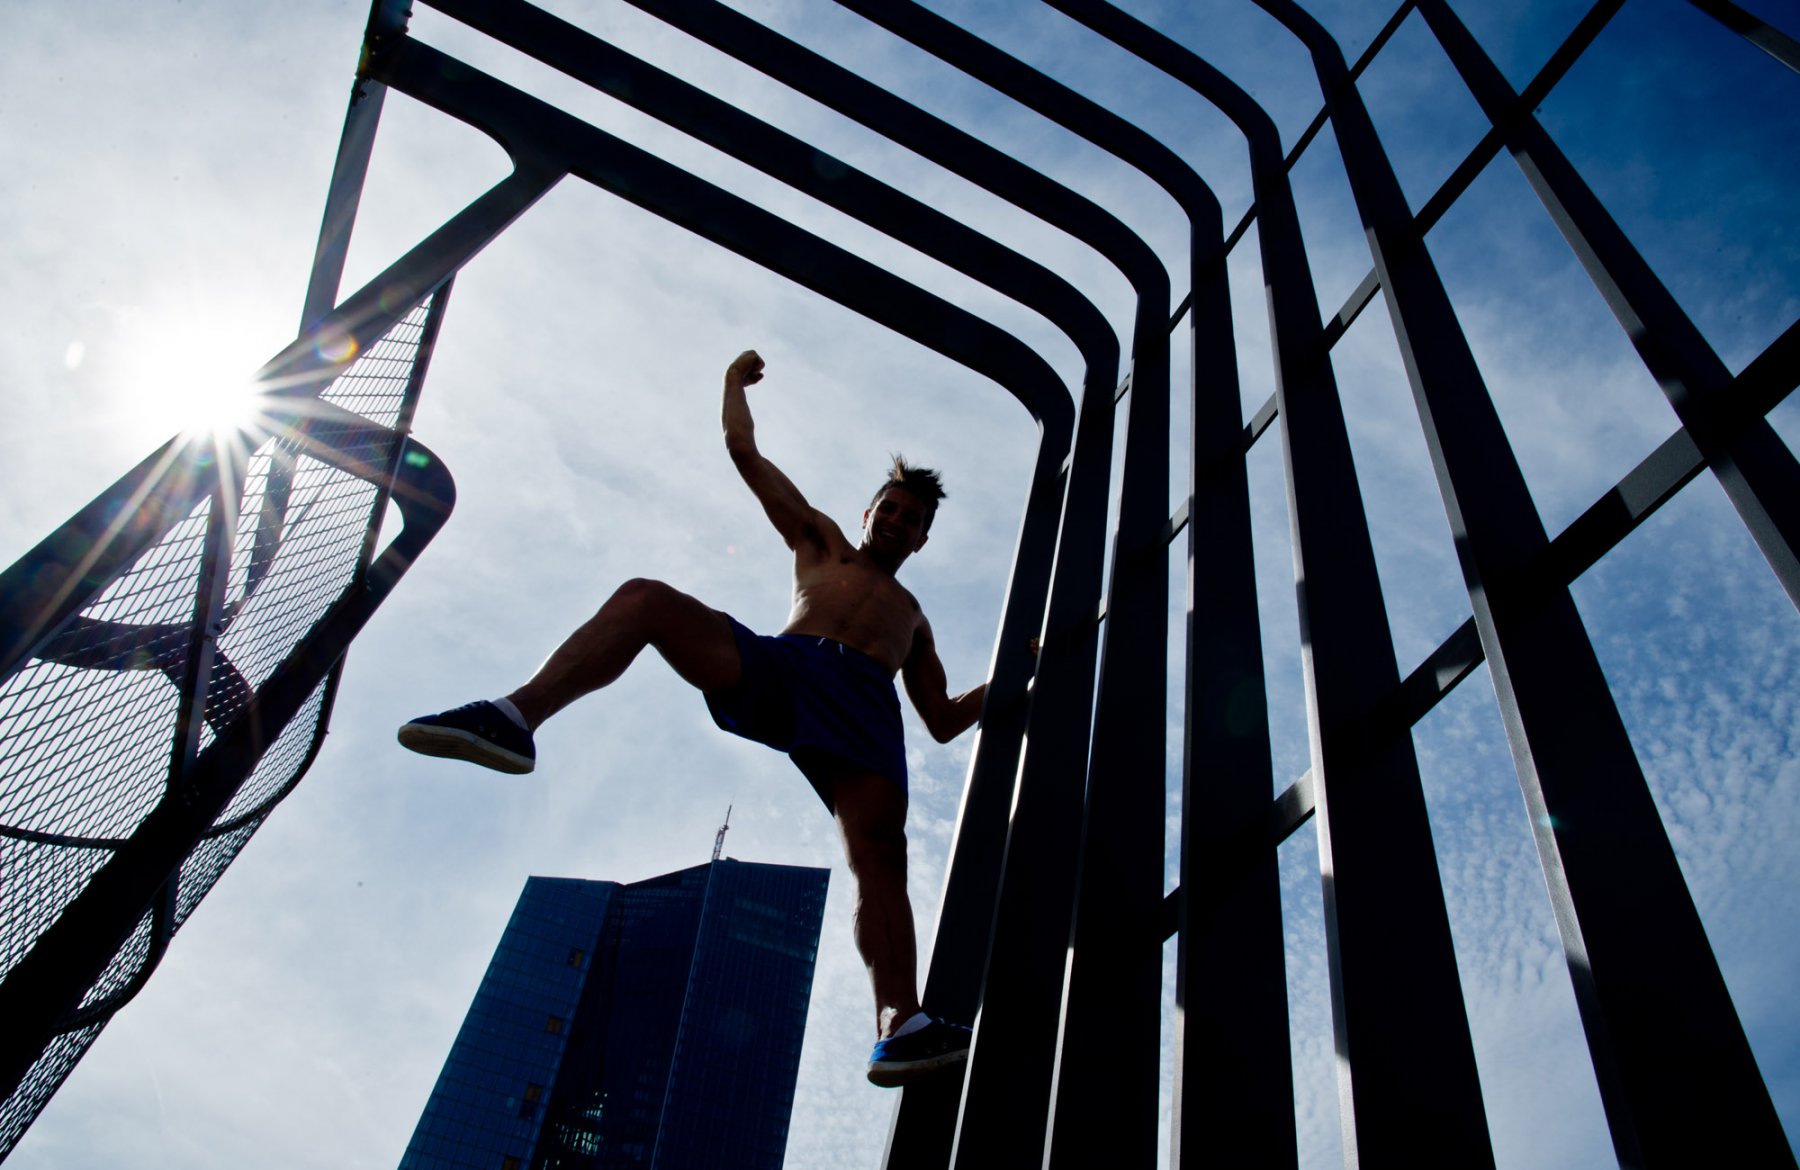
top-left (398, 860), bottom-right (828, 1170)
top-left (2, 0), bottom-right (1794, 1166)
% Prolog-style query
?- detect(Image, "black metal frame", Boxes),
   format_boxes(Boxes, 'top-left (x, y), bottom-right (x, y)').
top-left (1, 0), bottom-right (1793, 1164)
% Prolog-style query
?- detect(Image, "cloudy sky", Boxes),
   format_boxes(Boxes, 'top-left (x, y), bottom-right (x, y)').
top-left (2, 0), bottom-right (1795, 1167)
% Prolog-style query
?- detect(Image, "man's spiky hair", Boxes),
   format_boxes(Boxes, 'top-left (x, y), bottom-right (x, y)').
top-left (872, 454), bottom-right (947, 533)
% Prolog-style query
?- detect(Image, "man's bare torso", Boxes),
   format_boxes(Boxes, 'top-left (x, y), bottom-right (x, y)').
top-left (780, 520), bottom-right (922, 676)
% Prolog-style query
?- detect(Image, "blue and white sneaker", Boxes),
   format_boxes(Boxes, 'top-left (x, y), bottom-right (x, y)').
top-left (397, 701), bottom-right (536, 775)
top-left (866, 1018), bottom-right (972, 1087)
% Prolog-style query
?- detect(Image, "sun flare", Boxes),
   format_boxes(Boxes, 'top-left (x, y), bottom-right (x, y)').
top-left (101, 304), bottom-right (282, 447)
top-left (142, 353), bottom-right (266, 441)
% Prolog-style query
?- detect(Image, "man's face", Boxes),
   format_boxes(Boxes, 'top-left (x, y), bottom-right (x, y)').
top-left (863, 486), bottom-right (931, 559)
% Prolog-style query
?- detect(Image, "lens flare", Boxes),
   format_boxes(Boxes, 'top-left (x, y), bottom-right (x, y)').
top-left (313, 329), bottom-right (359, 363)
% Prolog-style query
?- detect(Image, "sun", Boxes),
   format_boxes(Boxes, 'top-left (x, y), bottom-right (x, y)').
top-left (138, 339), bottom-right (268, 441)
top-left (99, 303), bottom-right (283, 446)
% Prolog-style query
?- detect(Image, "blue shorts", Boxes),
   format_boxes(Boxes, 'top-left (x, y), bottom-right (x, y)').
top-left (705, 616), bottom-right (907, 808)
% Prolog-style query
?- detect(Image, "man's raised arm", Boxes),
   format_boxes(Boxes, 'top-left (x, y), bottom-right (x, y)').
top-left (721, 350), bottom-right (824, 551)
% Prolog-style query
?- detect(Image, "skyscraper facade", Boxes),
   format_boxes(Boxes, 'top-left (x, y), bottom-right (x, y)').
top-left (398, 859), bottom-right (830, 1170)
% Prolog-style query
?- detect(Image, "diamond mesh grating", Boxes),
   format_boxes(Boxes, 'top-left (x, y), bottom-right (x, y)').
top-left (0, 1022), bottom-right (101, 1155)
top-left (0, 292), bottom-right (441, 1153)
top-left (0, 838), bottom-right (112, 983)
top-left (212, 682), bottom-right (327, 832)
top-left (218, 455), bottom-right (382, 693)
top-left (0, 666), bottom-right (178, 842)
top-left (78, 908), bottom-right (154, 1012)
top-left (0, 497), bottom-right (210, 848)
top-left (176, 820), bottom-right (263, 928)
top-left (320, 303), bottom-right (427, 426)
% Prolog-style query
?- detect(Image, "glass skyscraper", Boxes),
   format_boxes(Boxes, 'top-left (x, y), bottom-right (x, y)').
top-left (398, 859), bottom-right (830, 1170)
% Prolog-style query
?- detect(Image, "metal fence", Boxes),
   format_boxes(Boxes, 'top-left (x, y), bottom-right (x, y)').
top-left (1, 0), bottom-right (1794, 1165)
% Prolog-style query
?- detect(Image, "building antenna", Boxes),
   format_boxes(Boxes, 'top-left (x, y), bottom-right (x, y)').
top-left (712, 804), bottom-right (732, 862)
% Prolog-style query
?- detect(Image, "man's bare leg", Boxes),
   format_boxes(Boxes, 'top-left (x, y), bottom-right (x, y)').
top-left (398, 578), bottom-right (740, 773)
top-left (825, 767), bottom-right (924, 1038)
top-left (829, 766), bottom-right (971, 1086)
top-left (507, 577), bottom-right (741, 729)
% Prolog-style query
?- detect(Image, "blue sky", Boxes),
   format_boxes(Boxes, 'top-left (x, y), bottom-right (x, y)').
top-left (1, 1), bottom-right (1795, 1167)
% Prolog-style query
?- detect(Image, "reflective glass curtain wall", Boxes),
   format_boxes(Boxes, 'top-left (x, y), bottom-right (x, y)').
top-left (398, 860), bottom-right (829, 1170)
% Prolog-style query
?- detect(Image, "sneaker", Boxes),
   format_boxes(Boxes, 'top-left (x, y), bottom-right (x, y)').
top-left (397, 701), bottom-right (536, 774)
top-left (866, 1018), bottom-right (972, 1088)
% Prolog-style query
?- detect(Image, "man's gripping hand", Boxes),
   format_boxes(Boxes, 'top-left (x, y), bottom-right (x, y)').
top-left (726, 350), bottom-right (765, 389)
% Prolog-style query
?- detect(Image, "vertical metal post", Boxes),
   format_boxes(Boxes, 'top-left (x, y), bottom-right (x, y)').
top-left (1045, 348), bottom-right (1168, 1170)
top-left (1246, 3), bottom-right (1498, 1164)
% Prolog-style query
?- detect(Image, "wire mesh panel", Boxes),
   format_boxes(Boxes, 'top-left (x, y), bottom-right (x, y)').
top-left (0, 295), bottom-right (451, 1155)
top-left (0, 1024), bottom-right (102, 1156)
top-left (0, 504), bottom-right (211, 851)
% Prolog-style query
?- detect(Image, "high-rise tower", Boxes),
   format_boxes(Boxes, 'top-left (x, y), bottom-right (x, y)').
top-left (398, 859), bottom-right (829, 1170)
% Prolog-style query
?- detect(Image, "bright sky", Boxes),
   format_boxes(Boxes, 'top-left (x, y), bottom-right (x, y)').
top-left (2, 1), bottom-right (1796, 1168)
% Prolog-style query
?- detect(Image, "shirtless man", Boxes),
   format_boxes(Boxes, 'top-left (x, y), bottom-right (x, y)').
top-left (398, 349), bottom-right (985, 1087)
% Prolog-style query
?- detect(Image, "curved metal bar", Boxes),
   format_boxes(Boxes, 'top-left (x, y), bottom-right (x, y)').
top-left (414, 7), bottom-right (1113, 834)
top-left (380, 17), bottom-right (1146, 1163)
top-left (405, 23), bottom-right (1141, 1133)
top-left (364, 36), bottom-right (1089, 694)
top-left (370, 34), bottom-right (1070, 444)
top-left (428, 0), bottom-right (1117, 394)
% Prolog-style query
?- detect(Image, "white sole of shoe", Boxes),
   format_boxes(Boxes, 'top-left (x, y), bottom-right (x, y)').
top-left (866, 1048), bottom-right (969, 1088)
top-left (397, 723), bottom-right (534, 775)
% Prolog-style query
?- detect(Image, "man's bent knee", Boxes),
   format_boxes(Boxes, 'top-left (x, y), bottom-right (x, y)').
top-left (607, 578), bottom-right (715, 637)
top-left (608, 577), bottom-right (677, 616)
top-left (609, 580), bottom-right (737, 691)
